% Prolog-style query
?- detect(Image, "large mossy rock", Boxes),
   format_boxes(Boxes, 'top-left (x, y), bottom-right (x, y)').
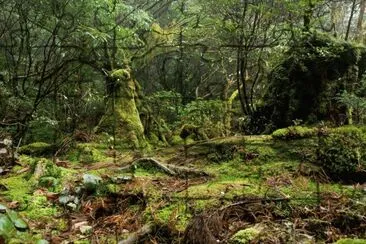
top-left (263, 32), bottom-right (366, 129)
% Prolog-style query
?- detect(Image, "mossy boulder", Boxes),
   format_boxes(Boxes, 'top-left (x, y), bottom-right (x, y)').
top-left (82, 173), bottom-right (102, 192)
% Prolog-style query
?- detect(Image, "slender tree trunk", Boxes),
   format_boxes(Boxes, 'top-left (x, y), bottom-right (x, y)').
top-left (178, 0), bottom-right (185, 103)
top-left (346, 0), bottom-right (357, 41)
top-left (357, 0), bottom-right (366, 41)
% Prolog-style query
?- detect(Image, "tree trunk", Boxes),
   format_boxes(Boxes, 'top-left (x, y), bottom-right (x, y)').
top-left (96, 69), bottom-right (147, 149)
top-left (357, 0), bottom-right (366, 41)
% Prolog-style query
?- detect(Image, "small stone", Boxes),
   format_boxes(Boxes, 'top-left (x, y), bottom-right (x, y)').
top-left (80, 225), bottom-right (92, 234)
top-left (59, 195), bottom-right (75, 205)
top-left (83, 174), bottom-right (102, 191)
top-left (113, 175), bottom-right (133, 184)
top-left (66, 202), bottom-right (77, 211)
top-left (72, 221), bottom-right (88, 231)
top-left (3, 139), bottom-right (12, 146)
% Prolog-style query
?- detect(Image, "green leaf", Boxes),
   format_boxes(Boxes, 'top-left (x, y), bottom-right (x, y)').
top-left (7, 210), bottom-right (28, 230)
top-left (0, 213), bottom-right (16, 238)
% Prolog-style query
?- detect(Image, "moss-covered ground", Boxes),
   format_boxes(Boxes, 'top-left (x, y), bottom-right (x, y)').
top-left (0, 136), bottom-right (365, 243)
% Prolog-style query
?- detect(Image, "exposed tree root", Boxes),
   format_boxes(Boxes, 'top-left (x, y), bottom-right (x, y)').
top-left (118, 224), bottom-right (153, 244)
top-left (121, 157), bottom-right (211, 178)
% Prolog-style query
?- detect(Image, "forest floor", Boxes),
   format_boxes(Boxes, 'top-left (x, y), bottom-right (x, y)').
top-left (0, 135), bottom-right (365, 243)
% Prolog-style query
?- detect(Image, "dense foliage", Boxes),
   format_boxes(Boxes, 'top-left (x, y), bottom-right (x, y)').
top-left (317, 126), bottom-right (366, 180)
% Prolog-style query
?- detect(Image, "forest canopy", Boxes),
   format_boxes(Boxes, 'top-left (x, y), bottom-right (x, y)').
top-left (1, 0), bottom-right (366, 144)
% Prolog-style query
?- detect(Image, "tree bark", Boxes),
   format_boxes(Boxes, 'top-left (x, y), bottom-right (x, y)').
top-left (357, 0), bottom-right (366, 41)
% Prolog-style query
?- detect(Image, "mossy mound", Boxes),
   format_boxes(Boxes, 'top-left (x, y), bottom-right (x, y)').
top-left (317, 126), bottom-right (366, 181)
top-left (229, 225), bottom-right (263, 244)
top-left (68, 143), bottom-right (109, 164)
top-left (272, 126), bottom-right (316, 140)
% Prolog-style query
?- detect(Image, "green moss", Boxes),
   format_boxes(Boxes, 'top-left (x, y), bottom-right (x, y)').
top-left (155, 202), bottom-right (191, 231)
top-left (69, 143), bottom-right (111, 163)
top-left (336, 239), bottom-right (366, 244)
top-left (229, 226), bottom-right (262, 244)
top-left (0, 174), bottom-right (32, 203)
top-left (24, 194), bottom-right (59, 221)
top-left (170, 135), bottom-right (184, 145)
top-left (97, 69), bottom-right (147, 149)
top-left (272, 126), bottom-right (316, 140)
top-left (19, 155), bottom-right (37, 166)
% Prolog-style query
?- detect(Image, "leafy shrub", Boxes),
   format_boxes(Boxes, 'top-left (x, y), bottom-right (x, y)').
top-left (179, 100), bottom-right (225, 138)
top-left (317, 126), bottom-right (366, 180)
top-left (272, 126), bottom-right (316, 140)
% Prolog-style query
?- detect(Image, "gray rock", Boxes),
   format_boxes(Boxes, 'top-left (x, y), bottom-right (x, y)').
top-left (83, 174), bottom-right (102, 191)
top-left (80, 225), bottom-right (92, 234)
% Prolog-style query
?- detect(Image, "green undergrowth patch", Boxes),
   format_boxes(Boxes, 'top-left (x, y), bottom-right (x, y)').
top-left (134, 167), bottom-right (169, 177)
top-left (0, 173), bottom-right (32, 204)
top-left (336, 239), bottom-right (366, 244)
top-left (23, 193), bottom-right (59, 221)
top-left (66, 143), bottom-right (113, 163)
top-left (154, 202), bottom-right (192, 232)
